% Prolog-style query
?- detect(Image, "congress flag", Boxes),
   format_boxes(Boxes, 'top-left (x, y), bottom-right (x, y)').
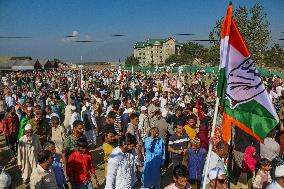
top-left (217, 4), bottom-right (279, 142)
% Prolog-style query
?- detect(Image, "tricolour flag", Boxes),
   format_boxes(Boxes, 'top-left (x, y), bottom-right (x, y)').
top-left (117, 66), bottom-right (124, 82)
top-left (217, 4), bottom-right (279, 142)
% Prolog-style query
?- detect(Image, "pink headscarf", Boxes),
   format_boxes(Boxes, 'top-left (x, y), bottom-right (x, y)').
top-left (242, 146), bottom-right (257, 172)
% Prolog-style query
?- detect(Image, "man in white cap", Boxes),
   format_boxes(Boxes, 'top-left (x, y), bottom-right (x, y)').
top-left (148, 97), bottom-right (160, 126)
top-left (208, 167), bottom-right (228, 189)
top-left (203, 140), bottom-right (229, 187)
top-left (81, 102), bottom-right (97, 145)
top-left (50, 114), bottom-right (66, 155)
top-left (69, 105), bottom-right (81, 131)
top-left (267, 164), bottom-right (284, 189)
top-left (153, 109), bottom-right (170, 143)
top-left (148, 97), bottom-right (160, 119)
top-left (159, 92), bottom-right (168, 109)
top-left (138, 106), bottom-right (151, 140)
top-left (17, 124), bottom-right (42, 186)
top-left (63, 99), bottom-right (73, 130)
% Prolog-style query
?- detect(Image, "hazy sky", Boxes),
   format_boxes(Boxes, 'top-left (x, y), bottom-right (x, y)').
top-left (0, 0), bottom-right (283, 62)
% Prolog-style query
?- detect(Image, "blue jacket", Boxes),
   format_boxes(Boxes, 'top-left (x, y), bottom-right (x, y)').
top-left (188, 147), bottom-right (206, 181)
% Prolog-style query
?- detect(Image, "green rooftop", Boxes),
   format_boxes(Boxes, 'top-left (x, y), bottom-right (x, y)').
top-left (134, 37), bottom-right (181, 49)
top-left (134, 42), bottom-right (145, 48)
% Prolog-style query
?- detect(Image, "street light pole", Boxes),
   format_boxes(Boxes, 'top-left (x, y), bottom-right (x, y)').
top-left (79, 56), bottom-right (83, 90)
top-left (78, 64), bottom-right (83, 90)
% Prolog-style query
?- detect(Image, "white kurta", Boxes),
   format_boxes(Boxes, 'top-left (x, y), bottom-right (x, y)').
top-left (69, 112), bottom-right (81, 130)
top-left (105, 147), bottom-right (143, 189)
top-left (63, 105), bottom-right (72, 129)
top-left (17, 134), bottom-right (42, 182)
top-left (51, 125), bottom-right (66, 154)
top-left (30, 165), bottom-right (58, 189)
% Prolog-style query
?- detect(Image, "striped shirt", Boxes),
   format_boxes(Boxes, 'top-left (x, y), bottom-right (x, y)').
top-left (169, 133), bottom-right (189, 160)
top-left (114, 114), bottom-right (121, 134)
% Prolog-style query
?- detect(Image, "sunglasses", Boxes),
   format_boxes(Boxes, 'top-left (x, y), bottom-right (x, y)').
top-left (217, 178), bottom-right (227, 184)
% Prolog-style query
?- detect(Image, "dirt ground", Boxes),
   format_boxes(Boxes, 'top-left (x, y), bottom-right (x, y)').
top-left (0, 134), bottom-right (174, 189)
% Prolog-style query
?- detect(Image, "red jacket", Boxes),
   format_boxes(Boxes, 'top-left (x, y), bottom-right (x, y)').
top-left (0, 114), bottom-right (19, 136)
top-left (67, 150), bottom-right (96, 186)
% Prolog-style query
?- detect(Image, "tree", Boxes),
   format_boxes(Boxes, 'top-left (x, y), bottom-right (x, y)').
top-left (34, 59), bottom-right (42, 70)
top-left (203, 44), bottom-right (219, 66)
top-left (54, 58), bottom-right (61, 63)
top-left (165, 54), bottom-right (181, 66)
top-left (264, 44), bottom-right (284, 68)
top-left (180, 42), bottom-right (205, 64)
top-left (125, 54), bottom-right (140, 67)
top-left (208, 3), bottom-right (271, 65)
top-left (165, 42), bottom-right (206, 66)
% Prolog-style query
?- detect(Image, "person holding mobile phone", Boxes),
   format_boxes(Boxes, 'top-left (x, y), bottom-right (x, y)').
top-left (142, 127), bottom-right (165, 189)
top-left (168, 123), bottom-right (190, 168)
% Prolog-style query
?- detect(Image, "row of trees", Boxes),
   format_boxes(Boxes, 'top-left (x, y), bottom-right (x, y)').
top-left (206, 3), bottom-right (284, 68)
top-left (126, 4), bottom-right (284, 69)
top-left (125, 55), bottom-right (140, 67)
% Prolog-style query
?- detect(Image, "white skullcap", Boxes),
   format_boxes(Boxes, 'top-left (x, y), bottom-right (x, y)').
top-left (141, 106), bottom-right (147, 111)
top-left (209, 167), bottom-right (226, 180)
top-left (179, 102), bottom-right (186, 108)
top-left (152, 97), bottom-right (158, 101)
top-left (50, 113), bottom-right (60, 119)
top-left (27, 107), bottom-right (32, 111)
top-left (25, 124), bottom-right (32, 131)
top-left (81, 106), bottom-right (86, 112)
top-left (161, 108), bottom-right (168, 118)
top-left (127, 108), bottom-right (134, 114)
top-left (275, 164), bottom-right (284, 177)
top-left (71, 106), bottom-right (76, 111)
top-left (85, 102), bottom-right (90, 107)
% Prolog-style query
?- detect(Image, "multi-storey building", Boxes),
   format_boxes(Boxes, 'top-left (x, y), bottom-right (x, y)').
top-left (134, 37), bottom-right (182, 66)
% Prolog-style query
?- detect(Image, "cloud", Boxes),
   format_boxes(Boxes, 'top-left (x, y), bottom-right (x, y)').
top-left (61, 37), bottom-right (75, 42)
top-left (61, 30), bottom-right (79, 43)
top-left (84, 35), bottom-right (92, 41)
top-left (72, 31), bottom-right (79, 37)
top-left (61, 31), bottom-right (94, 43)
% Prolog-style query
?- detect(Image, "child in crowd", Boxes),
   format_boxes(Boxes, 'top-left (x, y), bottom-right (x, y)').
top-left (164, 165), bottom-right (191, 189)
top-left (187, 138), bottom-right (206, 189)
top-left (253, 158), bottom-right (272, 189)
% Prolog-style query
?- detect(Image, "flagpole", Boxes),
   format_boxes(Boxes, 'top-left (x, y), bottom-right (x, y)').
top-left (202, 96), bottom-right (220, 189)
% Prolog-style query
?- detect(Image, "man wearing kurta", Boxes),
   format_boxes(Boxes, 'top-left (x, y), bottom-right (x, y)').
top-left (17, 124), bottom-right (42, 185)
top-left (27, 110), bottom-right (50, 143)
top-left (30, 150), bottom-right (58, 189)
top-left (142, 127), bottom-right (165, 189)
top-left (17, 107), bottom-right (33, 140)
top-left (50, 115), bottom-right (66, 154)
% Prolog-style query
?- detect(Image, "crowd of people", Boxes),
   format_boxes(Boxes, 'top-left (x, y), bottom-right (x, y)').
top-left (0, 67), bottom-right (284, 189)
